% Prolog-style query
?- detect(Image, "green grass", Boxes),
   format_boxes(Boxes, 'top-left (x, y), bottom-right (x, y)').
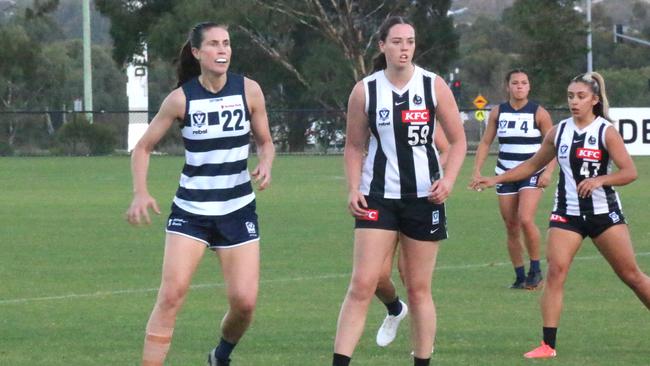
top-left (1, 155), bottom-right (649, 365)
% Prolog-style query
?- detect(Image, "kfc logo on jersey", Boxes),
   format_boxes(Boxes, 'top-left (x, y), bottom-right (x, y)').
top-left (359, 209), bottom-right (379, 221)
top-left (402, 110), bottom-right (430, 124)
top-left (550, 214), bottom-right (568, 223)
top-left (576, 148), bottom-right (602, 161)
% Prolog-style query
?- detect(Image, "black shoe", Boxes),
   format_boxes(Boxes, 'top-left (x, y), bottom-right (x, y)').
top-left (207, 348), bottom-right (230, 366)
top-left (525, 270), bottom-right (544, 289)
top-left (510, 278), bottom-right (526, 289)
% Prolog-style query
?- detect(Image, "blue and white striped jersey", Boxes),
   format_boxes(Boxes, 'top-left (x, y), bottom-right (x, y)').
top-left (495, 101), bottom-right (542, 175)
top-left (173, 73), bottom-right (254, 216)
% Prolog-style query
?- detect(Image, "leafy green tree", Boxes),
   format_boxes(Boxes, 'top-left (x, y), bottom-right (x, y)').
top-left (504, 0), bottom-right (586, 106)
top-left (95, 0), bottom-right (459, 151)
top-left (601, 67), bottom-right (650, 107)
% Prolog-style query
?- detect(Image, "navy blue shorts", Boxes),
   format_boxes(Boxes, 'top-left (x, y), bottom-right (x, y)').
top-left (548, 209), bottom-right (626, 238)
top-left (496, 170), bottom-right (544, 195)
top-left (166, 200), bottom-right (259, 249)
top-left (354, 196), bottom-right (447, 242)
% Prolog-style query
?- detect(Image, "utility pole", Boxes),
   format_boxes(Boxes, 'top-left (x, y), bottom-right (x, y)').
top-left (586, 0), bottom-right (593, 72)
top-left (83, 0), bottom-right (93, 123)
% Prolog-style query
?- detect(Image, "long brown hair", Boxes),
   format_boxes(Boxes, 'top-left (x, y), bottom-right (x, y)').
top-left (175, 22), bottom-right (228, 88)
top-left (371, 16), bottom-right (415, 73)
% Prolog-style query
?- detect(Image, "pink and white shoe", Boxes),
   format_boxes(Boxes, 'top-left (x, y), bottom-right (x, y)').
top-left (524, 341), bottom-right (557, 359)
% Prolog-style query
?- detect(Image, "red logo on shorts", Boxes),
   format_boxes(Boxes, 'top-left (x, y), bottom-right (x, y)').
top-left (359, 209), bottom-right (379, 221)
top-left (550, 214), bottom-right (568, 223)
top-left (576, 148), bottom-right (602, 161)
top-left (401, 110), bottom-right (430, 124)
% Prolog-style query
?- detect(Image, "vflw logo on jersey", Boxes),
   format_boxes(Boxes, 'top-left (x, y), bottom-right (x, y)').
top-left (402, 109), bottom-right (430, 124)
top-left (576, 147), bottom-right (602, 162)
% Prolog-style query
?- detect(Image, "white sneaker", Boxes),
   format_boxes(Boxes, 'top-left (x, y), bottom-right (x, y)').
top-left (376, 300), bottom-right (408, 347)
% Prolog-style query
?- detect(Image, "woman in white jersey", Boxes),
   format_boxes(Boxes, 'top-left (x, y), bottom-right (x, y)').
top-left (126, 23), bottom-right (274, 366)
top-left (471, 72), bottom-right (650, 359)
top-left (473, 69), bottom-right (555, 289)
top-left (332, 16), bottom-right (467, 366)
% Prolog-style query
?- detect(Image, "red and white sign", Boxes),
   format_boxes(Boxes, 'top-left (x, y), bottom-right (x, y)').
top-left (359, 209), bottom-right (379, 221)
top-left (550, 214), bottom-right (568, 223)
top-left (402, 110), bottom-right (430, 124)
top-left (576, 148), bottom-right (602, 161)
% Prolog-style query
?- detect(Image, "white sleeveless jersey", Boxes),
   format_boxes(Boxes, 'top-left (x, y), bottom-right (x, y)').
top-left (553, 116), bottom-right (622, 215)
top-left (359, 66), bottom-right (442, 199)
top-left (173, 74), bottom-right (255, 216)
top-left (495, 101), bottom-right (542, 175)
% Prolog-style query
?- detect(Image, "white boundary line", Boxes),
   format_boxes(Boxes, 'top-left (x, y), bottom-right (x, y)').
top-left (1, 252), bottom-right (648, 306)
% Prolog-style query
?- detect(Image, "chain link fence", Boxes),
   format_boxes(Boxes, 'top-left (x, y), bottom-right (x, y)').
top-left (0, 107), bottom-right (570, 156)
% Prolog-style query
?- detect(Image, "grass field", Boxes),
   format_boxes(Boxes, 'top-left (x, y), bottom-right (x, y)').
top-left (1, 155), bottom-right (649, 365)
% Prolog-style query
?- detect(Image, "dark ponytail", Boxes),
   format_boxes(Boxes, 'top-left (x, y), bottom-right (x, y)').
top-left (371, 16), bottom-right (414, 73)
top-left (175, 22), bottom-right (228, 88)
top-left (176, 41), bottom-right (201, 88)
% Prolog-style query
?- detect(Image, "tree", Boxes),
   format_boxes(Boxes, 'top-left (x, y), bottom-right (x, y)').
top-left (504, 0), bottom-right (586, 106)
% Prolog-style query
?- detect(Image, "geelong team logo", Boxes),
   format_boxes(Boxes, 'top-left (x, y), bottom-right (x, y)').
top-left (499, 120), bottom-right (507, 129)
top-left (379, 108), bottom-right (390, 121)
top-left (412, 94), bottom-right (423, 105)
top-left (191, 110), bottom-right (207, 128)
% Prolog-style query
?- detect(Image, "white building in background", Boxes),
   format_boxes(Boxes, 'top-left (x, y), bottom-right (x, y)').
top-left (126, 47), bottom-right (148, 152)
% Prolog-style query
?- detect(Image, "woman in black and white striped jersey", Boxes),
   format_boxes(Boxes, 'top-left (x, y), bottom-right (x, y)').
top-left (471, 72), bottom-right (650, 359)
top-left (332, 16), bottom-right (466, 366)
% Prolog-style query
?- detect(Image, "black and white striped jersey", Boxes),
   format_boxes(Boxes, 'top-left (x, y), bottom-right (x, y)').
top-left (173, 73), bottom-right (254, 216)
top-left (359, 66), bottom-right (442, 199)
top-left (495, 101), bottom-right (542, 175)
top-left (553, 116), bottom-right (622, 215)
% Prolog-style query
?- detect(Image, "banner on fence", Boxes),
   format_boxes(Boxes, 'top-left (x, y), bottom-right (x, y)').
top-left (610, 108), bottom-right (650, 156)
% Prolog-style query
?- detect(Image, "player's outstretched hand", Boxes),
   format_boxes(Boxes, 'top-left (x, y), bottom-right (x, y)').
top-left (251, 163), bottom-right (272, 191)
top-left (126, 193), bottom-right (161, 226)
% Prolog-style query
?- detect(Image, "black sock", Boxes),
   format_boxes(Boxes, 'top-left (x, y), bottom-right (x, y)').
top-left (384, 297), bottom-right (403, 316)
top-left (543, 327), bottom-right (557, 349)
top-left (215, 337), bottom-right (237, 361)
top-left (515, 266), bottom-right (526, 281)
top-left (530, 260), bottom-right (541, 273)
top-left (414, 356), bottom-right (431, 366)
top-left (332, 353), bottom-right (351, 366)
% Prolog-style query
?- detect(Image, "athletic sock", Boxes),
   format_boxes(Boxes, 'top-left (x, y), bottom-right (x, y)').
top-left (332, 353), bottom-right (351, 366)
top-left (414, 356), bottom-right (431, 366)
top-left (215, 337), bottom-right (237, 362)
top-left (515, 266), bottom-right (526, 281)
top-left (384, 296), bottom-right (403, 316)
top-left (543, 327), bottom-right (557, 349)
top-left (530, 260), bottom-right (541, 273)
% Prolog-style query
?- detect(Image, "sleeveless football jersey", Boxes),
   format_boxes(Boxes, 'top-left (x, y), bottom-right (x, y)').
top-left (173, 73), bottom-right (255, 216)
top-left (495, 101), bottom-right (542, 175)
top-left (553, 116), bottom-right (622, 215)
top-left (359, 66), bottom-right (442, 199)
